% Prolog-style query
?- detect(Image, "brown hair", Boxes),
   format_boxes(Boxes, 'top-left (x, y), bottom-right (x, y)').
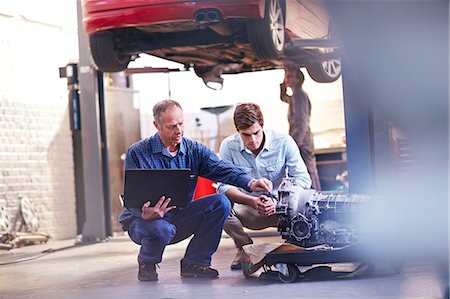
top-left (153, 99), bottom-right (182, 125)
top-left (233, 103), bottom-right (264, 131)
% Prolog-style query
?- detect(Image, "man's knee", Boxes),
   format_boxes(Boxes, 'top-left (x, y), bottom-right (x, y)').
top-left (207, 193), bottom-right (231, 215)
top-left (218, 193), bottom-right (231, 214)
top-left (154, 221), bottom-right (176, 243)
top-left (135, 220), bottom-right (175, 244)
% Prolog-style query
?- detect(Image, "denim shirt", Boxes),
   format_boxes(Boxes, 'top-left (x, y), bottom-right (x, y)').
top-left (119, 133), bottom-right (253, 228)
top-left (217, 130), bottom-right (311, 197)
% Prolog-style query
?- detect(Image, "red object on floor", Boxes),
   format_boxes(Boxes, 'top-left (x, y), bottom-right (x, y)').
top-left (193, 176), bottom-right (216, 200)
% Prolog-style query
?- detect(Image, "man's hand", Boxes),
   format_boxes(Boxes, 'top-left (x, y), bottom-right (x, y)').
top-left (141, 196), bottom-right (175, 221)
top-left (256, 195), bottom-right (276, 216)
top-left (249, 178), bottom-right (273, 193)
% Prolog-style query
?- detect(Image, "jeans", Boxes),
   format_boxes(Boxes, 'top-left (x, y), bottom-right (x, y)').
top-left (127, 194), bottom-right (231, 266)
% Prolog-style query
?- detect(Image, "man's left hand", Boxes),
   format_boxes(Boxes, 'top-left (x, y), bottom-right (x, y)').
top-left (256, 195), bottom-right (276, 216)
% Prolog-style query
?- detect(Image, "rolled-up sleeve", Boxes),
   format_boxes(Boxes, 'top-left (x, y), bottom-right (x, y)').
top-left (285, 135), bottom-right (312, 188)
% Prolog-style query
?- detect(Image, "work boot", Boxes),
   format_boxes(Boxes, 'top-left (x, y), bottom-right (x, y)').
top-left (230, 248), bottom-right (244, 270)
top-left (180, 259), bottom-right (219, 278)
top-left (138, 262), bottom-right (158, 281)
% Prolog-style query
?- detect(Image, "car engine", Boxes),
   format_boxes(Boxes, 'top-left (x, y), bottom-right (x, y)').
top-left (276, 177), bottom-right (370, 247)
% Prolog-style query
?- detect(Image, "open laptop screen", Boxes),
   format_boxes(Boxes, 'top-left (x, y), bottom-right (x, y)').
top-left (123, 169), bottom-right (192, 208)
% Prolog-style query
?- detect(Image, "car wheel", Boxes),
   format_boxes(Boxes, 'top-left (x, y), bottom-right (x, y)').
top-left (89, 32), bottom-right (131, 72)
top-left (247, 0), bottom-right (285, 60)
top-left (306, 49), bottom-right (342, 83)
top-left (306, 22), bottom-right (342, 83)
top-left (277, 264), bottom-right (299, 283)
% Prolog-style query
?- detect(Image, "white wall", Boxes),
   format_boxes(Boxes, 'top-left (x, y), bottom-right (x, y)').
top-left (0, 1), bottom-right (79, 239)
top-left (130, 54), bottom-right (345, 151)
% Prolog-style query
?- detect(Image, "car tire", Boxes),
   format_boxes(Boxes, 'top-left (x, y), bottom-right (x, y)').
top-left (247, 0), bottom-right (285, 60)
top-left (277, 264), bottom-right (299, 283)
top-left (306, 22), bottom-right (342, 83)
top-left (89, 32), bottom-right (131, 72)
top-left (306, 51), bottom-right (342, 83)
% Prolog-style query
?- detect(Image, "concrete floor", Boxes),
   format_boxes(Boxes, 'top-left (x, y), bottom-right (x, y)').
top-left (0, 231), bottom-right (447, 299)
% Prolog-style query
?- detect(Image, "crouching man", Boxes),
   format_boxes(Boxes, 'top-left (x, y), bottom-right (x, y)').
top-left (119, 99), bottom-right (272, 281)
top-left (218, 103), bottom-right (311, 270)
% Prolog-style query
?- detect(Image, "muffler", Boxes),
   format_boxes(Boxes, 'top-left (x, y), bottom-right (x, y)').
top-left (194, 9), bottom-right (221, 24)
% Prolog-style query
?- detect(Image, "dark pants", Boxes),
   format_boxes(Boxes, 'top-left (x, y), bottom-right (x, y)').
top-left (127, 194), bottom-right (231, 266)
top-left (299, 145), bottom-right (321, 191)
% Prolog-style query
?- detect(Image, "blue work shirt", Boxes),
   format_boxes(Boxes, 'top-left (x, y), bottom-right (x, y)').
top-left (119, 133), bottom-right (253, 227)
top-left (217, 130), bottom-right (311, 197)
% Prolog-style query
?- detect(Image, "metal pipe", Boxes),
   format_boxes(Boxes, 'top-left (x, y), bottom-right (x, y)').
top-left (97, 71), bottom-right (113, 237)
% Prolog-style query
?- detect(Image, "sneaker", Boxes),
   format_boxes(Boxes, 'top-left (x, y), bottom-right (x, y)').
top-left (180, 259), bottom-right (219, 278)
top-left (230, 248), bottom-right (243, 270)
top-left (138, 262), bottom-right (158, 281)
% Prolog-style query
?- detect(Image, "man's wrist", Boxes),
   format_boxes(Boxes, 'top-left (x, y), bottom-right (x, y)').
top-left (247, 178), bottom-right (256, 189)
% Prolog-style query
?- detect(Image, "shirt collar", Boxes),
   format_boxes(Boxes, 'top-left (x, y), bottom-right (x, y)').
top-left (262, 130), bottom-right (274, 151)
top-left (239, 130), bottom-right (272, 154)
top-left (152, 133), bottom-right (186, 156)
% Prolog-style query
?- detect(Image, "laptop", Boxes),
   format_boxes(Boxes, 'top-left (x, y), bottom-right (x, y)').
top-left (123, 169), bottom-right (192, 208)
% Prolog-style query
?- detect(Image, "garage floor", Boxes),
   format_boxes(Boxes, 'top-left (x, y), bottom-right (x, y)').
top-left (0, 230), bottom-right (447, 299)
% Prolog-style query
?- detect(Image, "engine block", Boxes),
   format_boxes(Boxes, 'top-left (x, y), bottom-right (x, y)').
top-left (276, 178), bottom-right (369, 247)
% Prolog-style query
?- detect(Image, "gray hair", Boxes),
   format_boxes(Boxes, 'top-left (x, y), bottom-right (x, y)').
top-left (153, 99), bottom-right (182, 125)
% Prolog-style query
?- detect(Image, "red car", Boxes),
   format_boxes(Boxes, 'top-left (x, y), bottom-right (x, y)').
top-left (82, 0), bottom-right (341, 86)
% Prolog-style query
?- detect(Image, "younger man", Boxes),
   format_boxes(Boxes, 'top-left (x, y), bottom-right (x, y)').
top-left (218, 103), bottom-right (311, 269)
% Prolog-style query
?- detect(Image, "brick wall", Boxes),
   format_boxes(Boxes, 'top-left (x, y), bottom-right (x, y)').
top-left (0, 4), bottom-right (79, 239)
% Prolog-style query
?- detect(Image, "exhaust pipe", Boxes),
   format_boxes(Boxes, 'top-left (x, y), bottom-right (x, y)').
top-left (194, 8), bottom-right (232, 36)
top-left (194, 9), bottom-right (221, 24)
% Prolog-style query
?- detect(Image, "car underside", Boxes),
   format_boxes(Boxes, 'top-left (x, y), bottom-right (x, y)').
top-left (88, 2), bottom-right (341, 87)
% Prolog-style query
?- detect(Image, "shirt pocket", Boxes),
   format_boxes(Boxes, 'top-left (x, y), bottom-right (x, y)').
top-left (264, 163), bottom-right (284, 181)
top-left (240, 166), bottom-right (254, 176)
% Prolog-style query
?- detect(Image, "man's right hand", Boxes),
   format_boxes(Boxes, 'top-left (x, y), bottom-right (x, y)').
top-left (249, 178), bottom-right (273, 193)
top-left (141, 196), bottom-right (175, 221)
